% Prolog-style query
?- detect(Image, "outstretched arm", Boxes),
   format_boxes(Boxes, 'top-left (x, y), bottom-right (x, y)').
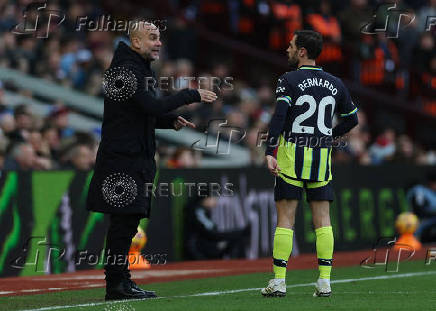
top-left (155, 113), bottom-right (178, 129)
top-left (122, 62), bottom-right (217, 116)
top-left (156, 114), bottom-right (196, 130)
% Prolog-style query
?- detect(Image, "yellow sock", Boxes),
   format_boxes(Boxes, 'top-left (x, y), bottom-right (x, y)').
top-left (272, 227), bottom-right (293, 279)
top-left (315, 226), bottom-right (334, 279)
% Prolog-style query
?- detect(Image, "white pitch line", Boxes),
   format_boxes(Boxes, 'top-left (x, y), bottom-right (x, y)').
top-left (15, 270), bottom-right (436, 311)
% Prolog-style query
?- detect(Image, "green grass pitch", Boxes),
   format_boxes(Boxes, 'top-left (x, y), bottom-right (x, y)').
top-left (2, 260), bottom-right (435, 311)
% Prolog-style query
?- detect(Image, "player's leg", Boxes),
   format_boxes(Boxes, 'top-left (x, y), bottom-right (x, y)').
top-left (105, 214), bottom-right (156, 300)
top-left (273, 198), bottom-right (298, 279)
top-left (311, 200), bottom-right (333, 278)
top-left (307, 181), bottom-right (334, 297)
top-left (262, 176), bottom-right (302, 297)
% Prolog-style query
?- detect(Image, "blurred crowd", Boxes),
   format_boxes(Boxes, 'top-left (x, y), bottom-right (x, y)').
top-left (196, 0), bottom-right (436, 113)
top-left (0, 0), bottom-right (434, 170)
top-left (0, 96), bottom-right (97, 170)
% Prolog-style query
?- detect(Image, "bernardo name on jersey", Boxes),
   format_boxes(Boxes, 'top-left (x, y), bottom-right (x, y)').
top-left (297, 78), bottom-right (338, 95)
top-left (265, 65), bottom-right (358, 183)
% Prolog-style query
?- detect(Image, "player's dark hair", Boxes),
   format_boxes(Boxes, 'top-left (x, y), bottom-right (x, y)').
top-left (294, 30), bottom-right (323, 60)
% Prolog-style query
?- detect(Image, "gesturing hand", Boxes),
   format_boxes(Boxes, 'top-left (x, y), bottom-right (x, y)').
top-left (174, 116), bottom-right (196, 131)
top-left (266, 155), bottom-right (281, 176)
top-left (197, 89), bottom-right (217, 102)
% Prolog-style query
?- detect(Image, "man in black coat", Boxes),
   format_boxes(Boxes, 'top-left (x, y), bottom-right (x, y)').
top-left (86, 21), bottom-right (217, 301)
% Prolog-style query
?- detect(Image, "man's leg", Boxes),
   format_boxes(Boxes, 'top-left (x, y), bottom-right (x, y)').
top-left (307, 181), bottom-right (334, 297)
top-left (105, 214), bottom-right (141, 284)
top-left (104, 213), bottom-right (157, 300)
top-left (310, 201), bottom-right (333, 281)
top-left (273, 199), bottom-right (298, 280)
top-left (262, 176), bottom-right (302, 297)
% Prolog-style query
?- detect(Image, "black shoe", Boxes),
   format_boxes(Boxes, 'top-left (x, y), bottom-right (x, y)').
top-left (105, 279), bottom-right (157, 301)
top-left (127, 279), bottom-right (156, 297)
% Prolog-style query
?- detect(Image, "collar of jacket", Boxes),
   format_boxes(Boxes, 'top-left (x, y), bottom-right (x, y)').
top-left (114, 41), bottom-right (152, 70)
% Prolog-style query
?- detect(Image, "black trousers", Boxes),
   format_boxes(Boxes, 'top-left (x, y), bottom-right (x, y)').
top-left (104, 214), bottom-right (142, 283)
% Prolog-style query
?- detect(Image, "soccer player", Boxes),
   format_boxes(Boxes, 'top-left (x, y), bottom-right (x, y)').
top-left (261, 30), bottom-right (358, 297)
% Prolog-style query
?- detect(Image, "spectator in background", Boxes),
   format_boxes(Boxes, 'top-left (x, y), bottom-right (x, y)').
top-left (9, 104), bottom-right (32, 143)
top-left (339, 0), bottom-right (371, 46)
top-left (393, 135), bottom-right (416, 164)
top-left (338, 0), bottom-right (372, 79)
top-left (48, 105), bottom-right (74, 139)
top-left (0, 80), bottom-right (6, 108)
top-left (59, 38), bottom-right (80, 86)
top-left (412, 32), bottom-right (435, 107)
top-left (269, 0), bottom-right (302, 50)
top-left (407, 173), bottom-right (436, 242)
top-left (414, 32), bottom-right (435, 73)
top-left (359, 34), bottom-right (398, 86)
top-left (346, 111), bottom-right (371, 164)
top-left (0, 150), bottom-right (5, 169)
top-left (184, 189), bottom-right (250, 260)
top-left (28, 129), bottom-right (51, 159)
top-left (4, 142), bottom-right (36, 170)
top-left (166, 16), bottom-right (197, 61)
top-left (15, 37), bottom-right (37, 74)
top-left (73, 49), bottom-right (93, 89)
top-left (167, 147), bottom-right (198, 168)
top-left (0, 113), bottom-right (15, 138)
top-left (174, 59), bottom-right (195, 90)
top-left (246, 127), bottom-right (266, 166)
top-left (0, 3), bottom-right (17, 32)
top-left (368, 128), bottom-right (396, 164)
top-left (41, 124), bottom-right (61, 162)
top-left (61, 144), bottom-right (94, 170)
top-left (306, 0), bottom-right (342, 72)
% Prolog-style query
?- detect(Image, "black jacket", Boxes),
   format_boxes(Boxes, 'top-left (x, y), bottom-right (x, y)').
top-left (86, 42), bottom-right (200, 217)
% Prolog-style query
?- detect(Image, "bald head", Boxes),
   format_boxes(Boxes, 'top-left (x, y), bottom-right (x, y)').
top-left (128, 20), bottom-right (162, 61)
